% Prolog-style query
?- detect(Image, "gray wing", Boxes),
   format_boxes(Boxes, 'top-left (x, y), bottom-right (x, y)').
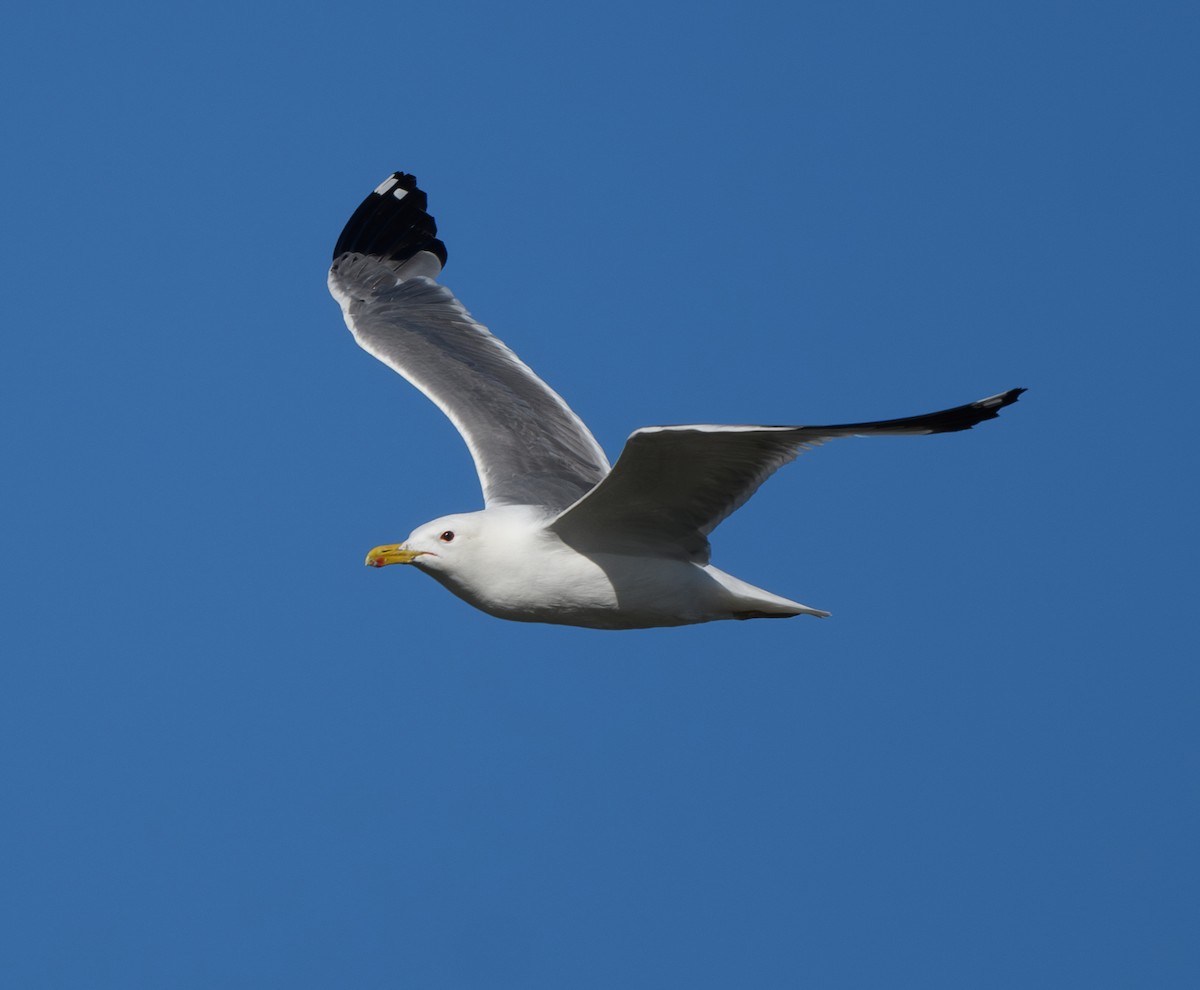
top-left (549, 389), bottom-right (1025, 561)
top-left (328, 173), bottom-right (610, 511)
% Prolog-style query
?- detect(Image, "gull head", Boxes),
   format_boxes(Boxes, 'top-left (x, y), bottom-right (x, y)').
top-left (364, 513), bottom-right (479, 570)
top-left (362, 506), bottom-right (574, 622)
top-left (363, 509), bottom-right (531, 575)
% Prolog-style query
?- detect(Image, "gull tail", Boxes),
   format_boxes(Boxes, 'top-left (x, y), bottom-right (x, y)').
top-left (706, 567), bottom-right (832, 620)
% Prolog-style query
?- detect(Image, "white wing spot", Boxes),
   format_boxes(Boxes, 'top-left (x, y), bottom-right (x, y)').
top-left (392, 188), bottom-right (409, 201)
top-left (373, 176), bottom-right (401, 196)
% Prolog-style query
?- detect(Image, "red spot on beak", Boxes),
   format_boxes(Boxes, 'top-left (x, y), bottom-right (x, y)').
top-left (370, 557), bottom-right (384, 568)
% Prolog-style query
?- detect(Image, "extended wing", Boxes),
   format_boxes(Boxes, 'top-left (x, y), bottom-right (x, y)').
top-left (550, 389), bottom-right (1024, 561)
top-left (328, 173), bottom-right (610, 511)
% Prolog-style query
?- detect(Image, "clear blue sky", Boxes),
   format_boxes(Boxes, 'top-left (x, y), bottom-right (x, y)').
top-left (2, 1), bottom-right (1196, 986)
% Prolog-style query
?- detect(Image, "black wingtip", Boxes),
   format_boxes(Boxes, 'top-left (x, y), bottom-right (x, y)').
top-left (814, 386), bottom-right (1027, 437)
top-left (980, 387), bottom-right (1026, 410)
top-left (332, 172), bottom-right (448, 269)
top-left (928, 386), bottom-right (1027, 432)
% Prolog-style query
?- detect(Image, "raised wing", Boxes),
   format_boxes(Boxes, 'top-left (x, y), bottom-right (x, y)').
top-left (328, 173), bottom-right (610, 511)
top-left (550, 389), bottom-right (1025, 561)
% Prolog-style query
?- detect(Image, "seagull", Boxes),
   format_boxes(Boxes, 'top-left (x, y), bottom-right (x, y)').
top-left (328, 172), bottom-right (1023, 629)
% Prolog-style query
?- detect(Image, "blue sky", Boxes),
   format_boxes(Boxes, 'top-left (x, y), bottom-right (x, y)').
top-left (2, 1), bottom-right (1196, 986)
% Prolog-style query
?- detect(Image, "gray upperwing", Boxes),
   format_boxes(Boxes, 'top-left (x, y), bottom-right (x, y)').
top-left (329, 173), bottom-right (610, 511)
top-left (549, 389), bottom-right (1025, 559)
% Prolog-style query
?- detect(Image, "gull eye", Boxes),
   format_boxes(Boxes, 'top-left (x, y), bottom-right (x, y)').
top-left (439, 530), bottom-right (455, 543)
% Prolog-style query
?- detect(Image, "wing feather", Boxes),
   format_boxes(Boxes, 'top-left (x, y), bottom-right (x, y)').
top-left (550, 389), bottom-right (1024, 560)
top-left (328, 173), bottom-right (610, 511)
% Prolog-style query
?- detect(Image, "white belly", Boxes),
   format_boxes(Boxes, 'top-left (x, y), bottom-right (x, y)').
top-left (409, 508), bottom-right (823, 629)
top-left (433, 547), bottom-right (810, 629)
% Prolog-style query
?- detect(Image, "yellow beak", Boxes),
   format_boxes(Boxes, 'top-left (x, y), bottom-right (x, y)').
top-left (364, 544), bottom-right (428, 568)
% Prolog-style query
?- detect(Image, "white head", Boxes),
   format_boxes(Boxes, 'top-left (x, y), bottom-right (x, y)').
top-left (363, 506), bottom-right (564, 619)
top-left (364, 511), bottom-right (488, 575)
top-left (361, 505), bottom-right (617, 623)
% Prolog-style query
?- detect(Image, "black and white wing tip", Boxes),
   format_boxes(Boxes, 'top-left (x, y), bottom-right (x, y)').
top-left (900, 386), bottom-right (1026, 434)
top-left (820, 386), bottom-right (1027, 438)
top-left (331, 172), bottom-right (448, 271)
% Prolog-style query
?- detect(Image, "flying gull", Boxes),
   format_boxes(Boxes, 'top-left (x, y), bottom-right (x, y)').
top-left (328, 172), bottom-right (1023, 629)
